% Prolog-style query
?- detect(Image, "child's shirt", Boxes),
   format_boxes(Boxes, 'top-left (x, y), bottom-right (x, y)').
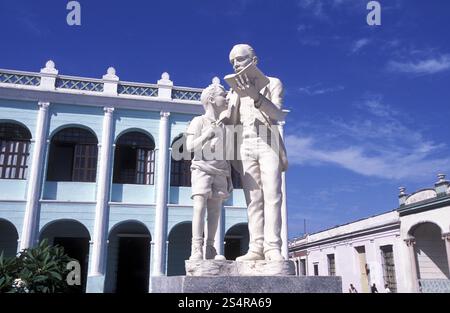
top-left (186, 115), bottom-right (230, 177)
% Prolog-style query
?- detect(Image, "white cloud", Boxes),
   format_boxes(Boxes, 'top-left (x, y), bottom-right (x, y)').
top-left (354, 94), bottom-right (396, 118)
top-left (285, 95), bottom-right (450, 181)
top-left (297, 0), bottom-right (370, 19)
top-left (351, 38), bottom-right (370, 54)
top-left (297, 24), bottom-right (312, 32)
top-left (298, 84), bottom-right (344, 96)
top-left (388, 55), bottom-right (450, 74)
top-left (286, 135), bottom-right (450, 181)
top-left (298, 0), bottom-right (326, 18)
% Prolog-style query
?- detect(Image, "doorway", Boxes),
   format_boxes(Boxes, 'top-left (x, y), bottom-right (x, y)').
top-left (39, 220), bottom-right (91, 293)
top-left (356, 246), bottom-right (369, 293)
top-left (116, 235), bottom-right (150, 293)
top-left (105, 221), bottom-right (151, 293)
top-left (53, 237), bottom-right (89, 293)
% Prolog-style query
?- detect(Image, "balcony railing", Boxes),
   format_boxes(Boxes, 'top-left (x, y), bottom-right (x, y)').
top-left (172, 88), bottom-right (202, 101)
top-left (0, 70), bottom-right (41, 87)
top-left (118, 82), bottom-right (158, 97)
top-left (0, 62), bottom-right (204, 103)
top-left (56, 76), bottom-right (104, 92)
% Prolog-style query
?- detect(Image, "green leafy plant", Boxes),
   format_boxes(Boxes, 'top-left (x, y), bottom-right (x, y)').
top-left (0, 239), bottom-right (76, 293)
top-left (0, 251), bottom-right (17, 292)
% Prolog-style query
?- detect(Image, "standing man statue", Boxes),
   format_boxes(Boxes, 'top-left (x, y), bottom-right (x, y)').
top-left (224, 44), bottom-right (288, 261)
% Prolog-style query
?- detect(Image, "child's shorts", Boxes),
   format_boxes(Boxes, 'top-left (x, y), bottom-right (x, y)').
top-left (191, 168), bottom-right (230, 200)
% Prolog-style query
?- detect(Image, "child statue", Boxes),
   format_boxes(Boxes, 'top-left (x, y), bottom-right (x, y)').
top-left (185, 79), bottom-right (232, 261)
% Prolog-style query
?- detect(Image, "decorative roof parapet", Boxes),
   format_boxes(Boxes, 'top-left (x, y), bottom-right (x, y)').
top-left (40, 60), bottom-right (58, 90)
top-left (435, 173), bottom-right (449, 196)
top-left (102, 67), bottom-right (119, 96)
top-left (399, 173), bottom-right (450, 207)
top-left (398, 187), bottom-right (408, 206)
top-left (157, 72), bottom-right (173, 100)
top-left (117, 82), bottom-right (158, 97)
top-left (0, 61), bottom-right (202, 103)
top-left (0, 69), bottom-right (41, 87)
top-left (404, 189), bottom-right (437, 206)
top-left (172, 87), bottom-right (202, 101)
top-left (56, 75), bottom-right (104, 92)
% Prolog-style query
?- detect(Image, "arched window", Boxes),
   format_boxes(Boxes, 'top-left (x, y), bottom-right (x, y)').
top-left (0, 123), bottom-right (31, 179)
top-left (170, 135), bottom-right (192, 187)
top-left (47, 127), bottom-right (98, 182)
top-left (113, 131), bottom-right (155, 185)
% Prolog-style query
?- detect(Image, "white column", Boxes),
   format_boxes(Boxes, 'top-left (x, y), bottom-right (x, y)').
top-left (369, 239), bottom-right (383, 288)
top-left (152, 111), bottom-right (171, 276)
top-left (148, 241), bottom-right (156, 291)
top-left (405, 238), bottom-right (419, 292)
top-left (442, 233), bottom-right (450, 276)
top-left (278, 121), bottom-right (288, 259)
top-left (89, 107), bottom-right (114, 276)
top-left (305, 251), bottom-right (310, 276)
top-left (20, 101), bottom-right (50, 250)
top-left (165, 240), bottom-right (170, 274)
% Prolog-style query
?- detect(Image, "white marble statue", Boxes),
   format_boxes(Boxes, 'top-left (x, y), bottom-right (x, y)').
top-left (186, 81), bottom-right (231, 261)
top-left (224, 44), bottom-right (288, 261)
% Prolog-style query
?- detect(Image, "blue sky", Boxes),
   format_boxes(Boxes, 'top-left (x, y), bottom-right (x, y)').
top-left (1, 0), bottom-right (450, 238)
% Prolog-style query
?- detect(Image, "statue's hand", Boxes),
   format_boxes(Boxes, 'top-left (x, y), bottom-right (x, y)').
top-left (235, 73), bottom-right (260, 101)
top-left (203, 125), bottom-right (216, 140)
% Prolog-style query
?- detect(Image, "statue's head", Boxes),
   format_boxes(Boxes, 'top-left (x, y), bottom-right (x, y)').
top-left (200, 82), bottom-right (227, 112)
top-left (229, 44), bottom-right (258, 73)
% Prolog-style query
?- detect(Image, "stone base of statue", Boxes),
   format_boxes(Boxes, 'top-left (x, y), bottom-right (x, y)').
top-left (185, 259), bottom-right (296, 276)
top-left (150, 260), bottom-right (342, 293)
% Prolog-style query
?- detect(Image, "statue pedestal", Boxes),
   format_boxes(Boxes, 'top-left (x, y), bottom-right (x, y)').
top-left (185, 259), bottom-right (296, 276)
top-left (151, 275), bottom-right (342, 293)
top-left (150, 260), bottom-right (342, 293)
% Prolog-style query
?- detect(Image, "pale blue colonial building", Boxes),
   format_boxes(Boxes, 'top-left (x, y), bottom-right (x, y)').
top-left (0, 61), bottom-right (252, 293)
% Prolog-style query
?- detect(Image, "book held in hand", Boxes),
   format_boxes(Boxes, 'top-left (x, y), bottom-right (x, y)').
top-left (224, 63), bottom-right (270, 97)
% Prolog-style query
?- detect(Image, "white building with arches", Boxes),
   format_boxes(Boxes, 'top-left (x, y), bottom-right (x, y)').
top-left (0, 61), bottom-right (287, 292)
top-left (289, 175), bottom-right (450, 293)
